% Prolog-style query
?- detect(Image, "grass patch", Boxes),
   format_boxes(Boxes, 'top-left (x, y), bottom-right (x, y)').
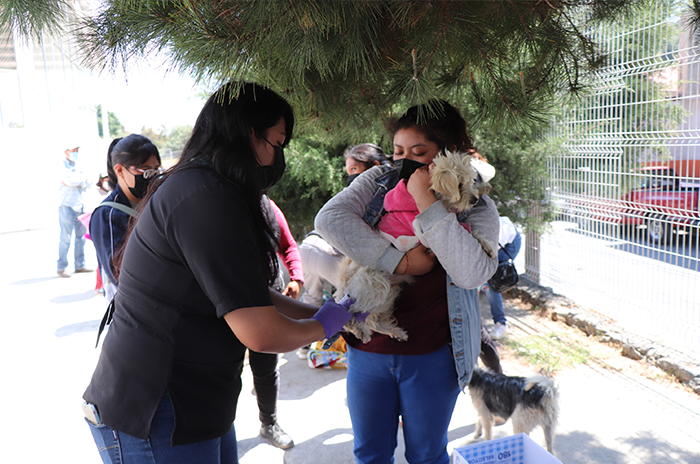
top-left (502, 332), bottom-right (593, 374)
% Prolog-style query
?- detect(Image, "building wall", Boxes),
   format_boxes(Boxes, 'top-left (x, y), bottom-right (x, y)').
top-left (1, 2), bottom-right (109, 233)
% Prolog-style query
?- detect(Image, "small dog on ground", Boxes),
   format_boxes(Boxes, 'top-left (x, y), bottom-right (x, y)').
top-left (468, 367), bottom-right (559, 453)
top-left (336, 150), bottom-right (497, 343)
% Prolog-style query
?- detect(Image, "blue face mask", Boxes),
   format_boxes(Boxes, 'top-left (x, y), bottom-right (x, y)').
top-left (68, 151), bottom-right (79, 163)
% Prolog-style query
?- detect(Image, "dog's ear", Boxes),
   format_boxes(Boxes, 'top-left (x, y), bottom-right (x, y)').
top-left (431, 156), bottom-right (461, 202)
top-left (438, 171), bottom-right (461, 202)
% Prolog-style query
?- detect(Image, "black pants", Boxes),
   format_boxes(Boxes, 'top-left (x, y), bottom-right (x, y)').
top-left (248, 350), bottom-right (279, 426)
top-left (479, 324), bottom-right (502, 374)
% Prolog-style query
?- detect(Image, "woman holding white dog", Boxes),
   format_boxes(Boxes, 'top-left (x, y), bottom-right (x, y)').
top-left (316, 100), bottom-right (499, 464)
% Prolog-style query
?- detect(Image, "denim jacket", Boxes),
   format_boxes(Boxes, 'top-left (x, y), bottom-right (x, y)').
top-left (316, 165), bottom-right (499, 391)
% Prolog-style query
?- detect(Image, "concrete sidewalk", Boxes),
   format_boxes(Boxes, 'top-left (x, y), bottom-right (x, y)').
top-left (1, 227), bottom-right (700, 463)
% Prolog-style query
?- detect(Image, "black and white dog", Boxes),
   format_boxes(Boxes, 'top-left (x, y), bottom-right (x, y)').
top-left (468, 368), bottom-right (559, 453)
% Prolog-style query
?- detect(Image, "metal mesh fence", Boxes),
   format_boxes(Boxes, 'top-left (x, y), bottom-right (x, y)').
top-left (540, 1), bottom-right (700, 355)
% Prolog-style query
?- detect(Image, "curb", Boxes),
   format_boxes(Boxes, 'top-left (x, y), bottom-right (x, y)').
top-left (506, 277), bottom-right (700, 395)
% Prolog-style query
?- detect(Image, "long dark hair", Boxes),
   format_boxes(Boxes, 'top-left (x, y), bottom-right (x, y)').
top-left (344, 143), bottom-right (391, 169)
top-left (393, 100), bottom-right (475, 152)
top-left (106, 134), bottom-right (161, 190)
top-left (113, 82), bottom-right (294, 285)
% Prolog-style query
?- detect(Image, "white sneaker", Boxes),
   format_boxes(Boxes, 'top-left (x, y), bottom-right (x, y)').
top-left (296, 345), bottom-right (310, 360)
top-left (490, 323), bottom-right (507, 340)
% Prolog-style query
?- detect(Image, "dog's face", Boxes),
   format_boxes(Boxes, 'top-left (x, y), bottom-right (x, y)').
top-left (430, 150), bottom-right (483, 213)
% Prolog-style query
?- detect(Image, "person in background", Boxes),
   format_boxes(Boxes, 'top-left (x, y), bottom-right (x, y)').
top-left (57, 145), bottom-right (92, 277)
top-left (295, 143), bottom-right (391, 359)
top-left (297, 231), bottom-right (343, 308)
top-left (82, 82), bottom-right (363, 464)
top-left (484, 215), bottom-right (522, 340)
top-left (315, 100), bottom-right (498, 464)
top-left (264, 195), bottom-right (304, 300)
top-left (344, 143), bottom-right (392, 186)
top-left (97, 173), bottom-right (110, 195)
top-left (253, 194), bottom-right (304, 449)
top-left (93, 172), bottom-right (112, 295)
top-left (89, 134), bottom-right (162, 304)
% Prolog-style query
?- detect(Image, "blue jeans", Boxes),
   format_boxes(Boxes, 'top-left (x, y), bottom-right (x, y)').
top-left (346, 345), bottom-right (460, 464)
top-left (484, 233), bottom-right (522, 325)
top-left (58, 205), bottom-right (86, 271)
top-left (86, 396), bottom-right (238, 464)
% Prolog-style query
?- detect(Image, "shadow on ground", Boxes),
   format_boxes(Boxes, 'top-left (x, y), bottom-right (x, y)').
top-left (448, 424), bottom-right (476, 443)
top-left (50, 289), bottom-right (97, 304)
top-left (277, 352), bottom-right (348, 401)
top-left (554, 431), bottom-right (627, 463)
top-left (238, 427), bottom-right (354, 461)
top-left (620, 431), bottom-right (700, 464)
top-left (10, 276), bottom-right (59, 285)
top-left (55, 319), bottom-right (100, 337)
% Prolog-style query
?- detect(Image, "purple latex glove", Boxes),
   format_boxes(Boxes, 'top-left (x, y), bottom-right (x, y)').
top-left (351, 311), bottom-right (370, 322)
top-left (311, 296), bottom-right (357, 338)
top-left (337, 295), bottom-right (370, 322)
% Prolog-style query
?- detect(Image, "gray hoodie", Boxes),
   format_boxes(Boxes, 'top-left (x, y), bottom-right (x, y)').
top-left (315, 165), bottom-right (499, 287)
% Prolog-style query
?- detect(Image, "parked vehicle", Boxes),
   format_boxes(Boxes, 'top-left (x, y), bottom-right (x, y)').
top-left (626, 160), bottom-right (700, 243)
top-left (567, 160), bottom-right (700, 244)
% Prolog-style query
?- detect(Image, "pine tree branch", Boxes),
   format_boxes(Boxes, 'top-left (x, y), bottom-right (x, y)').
top-left (68, 0), bottom-right (662, 140)
top-left (0, 0), bottom-right (71, 41)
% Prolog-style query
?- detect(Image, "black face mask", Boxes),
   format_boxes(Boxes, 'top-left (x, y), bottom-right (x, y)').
top-left (259, 145), bottom-right (286, 190)
top-left (347, 173), bottom-right (360, 186)
top-left (128, 174), bottom-right (151, 199)
top-left (395, 158), bottom-right (428, 181)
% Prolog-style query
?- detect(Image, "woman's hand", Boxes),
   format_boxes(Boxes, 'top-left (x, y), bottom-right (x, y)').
top-left (393, 244), bottom-right (437, 276)
top-left (282, 280), bottom-right (302, 299)
top-left (311, 296), bottom-right (356, 338)
top-left (407, 164), bottom-right (438, 213)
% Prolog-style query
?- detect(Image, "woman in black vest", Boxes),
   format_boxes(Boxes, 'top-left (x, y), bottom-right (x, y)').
top-left (83, 82), bottom-right (360, 464)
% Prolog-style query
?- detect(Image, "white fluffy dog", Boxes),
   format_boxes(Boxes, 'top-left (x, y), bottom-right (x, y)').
top-left (430, 150), bottom-right (496, 258)
top-left (336, 150), bottom-right (497, 343)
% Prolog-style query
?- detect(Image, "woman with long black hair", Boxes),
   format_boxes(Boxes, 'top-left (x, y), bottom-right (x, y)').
top-left (83, 82), bottom-right (359, 464)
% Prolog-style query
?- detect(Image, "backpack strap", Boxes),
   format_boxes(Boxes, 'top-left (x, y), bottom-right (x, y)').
top-left (91, 200), bottom-right (136, 348)
top-left (95, 299), bottom-right (115, 348)
top-left (498, 243), bottom-right (515, 261)
top-left (362, 166), bottom-right (399, 228)
top-left (96, 201), bottom-right (138, 218)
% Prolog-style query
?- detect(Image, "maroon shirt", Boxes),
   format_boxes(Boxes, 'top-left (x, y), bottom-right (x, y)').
top-left (344, 263), bottom-right (450, 354)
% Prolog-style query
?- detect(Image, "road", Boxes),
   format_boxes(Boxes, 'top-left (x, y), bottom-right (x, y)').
top-left (569, 220), bottom-right (700, 272)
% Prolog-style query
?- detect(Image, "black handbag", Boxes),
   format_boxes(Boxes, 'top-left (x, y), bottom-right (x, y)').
top-left (487, 244), bottom-right (519, 293)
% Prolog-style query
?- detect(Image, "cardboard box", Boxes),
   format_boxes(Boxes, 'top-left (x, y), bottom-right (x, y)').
top-left (453, 433), bottom-right (562, 464)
